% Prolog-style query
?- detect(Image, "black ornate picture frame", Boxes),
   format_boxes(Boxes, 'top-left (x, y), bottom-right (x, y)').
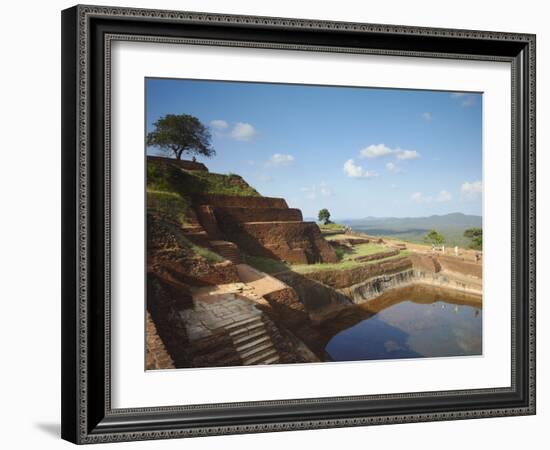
top-left (61, 4), bottom-right (536, 444)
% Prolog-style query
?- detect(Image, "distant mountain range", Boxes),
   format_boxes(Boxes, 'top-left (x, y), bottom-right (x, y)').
top-left (342, 212), bottom-right (481, 228)
top-left (336, 213), bottom-right (482, 247)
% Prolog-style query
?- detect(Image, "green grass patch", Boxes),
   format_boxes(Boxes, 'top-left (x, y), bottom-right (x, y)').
top-left (314, 242), bottom-right (387, 263)
top-left (242, 254), bottom-right (290, 274)
top-left (241, 246), bottom-right (411, 275)
top-left (319, 222), bottom-right (346, 233)
top-left (147, 190), bottom-right (191, 227)
top-left (151, 211), bottom-right (224, 264)
top-left (291, 247), bottom-right (411, 274)
top-left (186, 239), bottom-right (224, 264)
top-left (344, 243), bottom-right (387, 259)
top-left (147, 158), bottom-right (260, 198)
top-left (189, 171), bottom-right (260, 197)
top-left (175, 231), bottom-right (223, 264)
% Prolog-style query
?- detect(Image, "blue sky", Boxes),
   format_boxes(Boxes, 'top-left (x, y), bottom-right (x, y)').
top-left (146, 78), bottom-right (482, 220)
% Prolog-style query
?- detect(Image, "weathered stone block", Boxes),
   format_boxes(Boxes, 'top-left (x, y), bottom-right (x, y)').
top-left (223, 221), bottom-right (338, 264)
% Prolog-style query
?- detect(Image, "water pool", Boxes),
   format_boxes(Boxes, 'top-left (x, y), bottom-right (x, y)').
top-left (324, 285), bottom-right (482, 361)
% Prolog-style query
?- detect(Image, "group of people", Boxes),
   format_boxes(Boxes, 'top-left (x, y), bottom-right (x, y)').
top-left (430, 243), bottom-right (482, 263)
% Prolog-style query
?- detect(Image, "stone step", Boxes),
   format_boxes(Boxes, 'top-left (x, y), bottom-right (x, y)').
top-left (262, 355), bottom-right (280, 365)
top-left (209, 240), bottom-right (242, 264)
top-left (235, 335), bottom-right (271, 353)
top-left (182, 229), bottom-right (208, 235)
top-left (182, 231), bottom-right (211, 247)
top-left (243, 348), bottom-right (278, 365)
top-left (233, 328), bottom-right (268, 346)
top-left (181, 225), bottom-right (204, 233)
top-left (192, 345), bottom-right (238, 364)
top-left (225, 315), bottom-right (262, 331)
top-left (229, 321), bottom-right (264, 338)
top-left (219, 252), bottom-right (240, 257)
top-left (239, 341), bottom-right (274, 360)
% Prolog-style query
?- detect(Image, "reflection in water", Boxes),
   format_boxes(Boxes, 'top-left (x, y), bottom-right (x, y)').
top-left (324, 285), bottom-right (482, 362)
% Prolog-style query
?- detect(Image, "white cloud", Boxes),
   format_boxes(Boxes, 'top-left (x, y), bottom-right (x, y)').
top-left (360, 144), bottom-right (394, 159)
top-left (451, 92), bottom-right (477, 107)
top-left (209, 119), bottom-right (228, 130)
top-left (461, 180), bottom-right (482, 198)
top-left (422, 112), bottom-right (432, 121)
top-left (265, 153), bottom-right (294, 167)
top-left (343, 159), bottom-right (378, 179)
top-left (411, 190), bottom-right (452, 203)
top-left (436, 190), bottom-right (452, 202)
top-left (385, 162), bottom-right (402, 173)
top-left (230, 122), bottom-right (257, 141)
top-left (359, 144), bottom-right (420, 161)
top-left (301, 182), bottom-right (332, 200)
top-left (396, 149), bottom-right (420, 160)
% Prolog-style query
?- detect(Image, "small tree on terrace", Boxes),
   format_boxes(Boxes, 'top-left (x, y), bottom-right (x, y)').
top-left (146, 114), bottom-right (215, 161)
top-left (318, 208), bottom-right (331, 225)
top-left (424, 229), bottom-right (445, 246)
top-left (464, 227), bottom-right (482, 250)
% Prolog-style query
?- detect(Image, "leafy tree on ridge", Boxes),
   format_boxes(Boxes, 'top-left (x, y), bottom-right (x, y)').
top-left (318, 208), bottom-right (331, 225)
top-left (147, 114), bottom-right (215, 161)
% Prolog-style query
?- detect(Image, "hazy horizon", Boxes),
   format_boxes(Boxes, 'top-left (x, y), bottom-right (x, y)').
top-left (305, 211), bottom-right (482, 221)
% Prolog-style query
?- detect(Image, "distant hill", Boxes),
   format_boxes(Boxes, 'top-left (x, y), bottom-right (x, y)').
top-left (340, 213), bottom-right (482, 247)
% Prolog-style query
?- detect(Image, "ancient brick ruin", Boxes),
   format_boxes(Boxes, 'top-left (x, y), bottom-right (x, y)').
top-left (188, 193), bottom-right (338, 264)
top-left (146, 157), bottom-right (483, 370)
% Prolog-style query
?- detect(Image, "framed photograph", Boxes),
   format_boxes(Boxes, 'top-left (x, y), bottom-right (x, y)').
top-left (61, 5), bottom-right (536, 444)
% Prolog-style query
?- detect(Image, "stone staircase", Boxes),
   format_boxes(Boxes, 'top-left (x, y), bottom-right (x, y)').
top-left (181, 225), bottom-right (210, 247)
top-left (226, 316), bottom-right (280, 365)
top-left (210, 240), bottom-right (242, 264)
top-left (180, 207), bottom-right (211, 247)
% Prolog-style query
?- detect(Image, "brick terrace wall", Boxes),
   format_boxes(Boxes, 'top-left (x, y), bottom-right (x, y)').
top-left (262, 287), bottom-right (309, 327)
top-left (274, 271), bottom-right (352, 323)
top-left (409, 253), bottom-right (441, 273)
top-left (146, 272), bottom-right (193, 368)
top-left (354, 249), bottom-right (399, 262)
top-left (224, 221), bottom-right (338, 264)
top-left (214, 206), bottom-right (302, 225)
top-left (410, 253), bottom-right (480, 278)
top-left (438, 255), bottom-right (482, 278)
top-left (146, 312), bottom-right (175, 370)
top-left (302, 256), bottom-right (413, 289)
top-left (193, 194), bottom-right (288, 209)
